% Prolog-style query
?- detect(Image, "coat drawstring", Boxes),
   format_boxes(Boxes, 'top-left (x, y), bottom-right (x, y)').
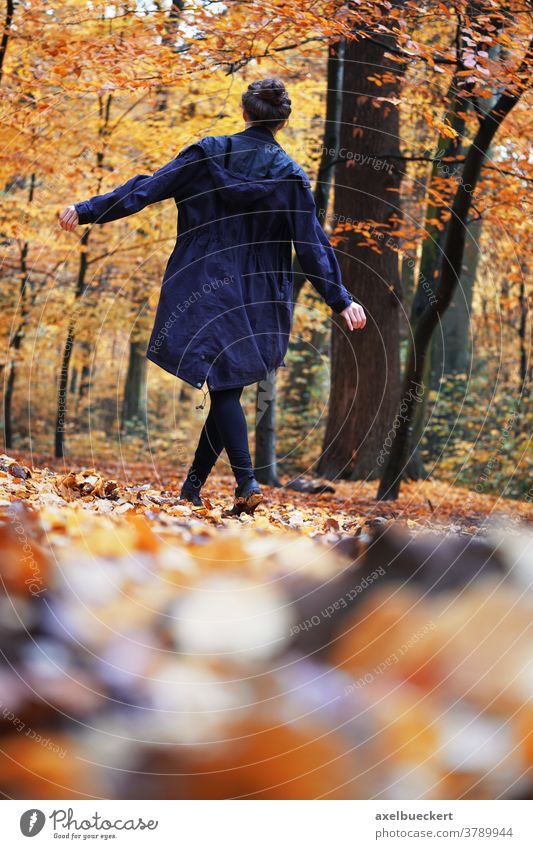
top-left (195, 387), bottom-right (208, 410)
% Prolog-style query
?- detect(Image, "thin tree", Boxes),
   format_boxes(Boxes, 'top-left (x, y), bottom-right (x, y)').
top-left (4, 174), bottom-right (36, 448)
top-left (0, 0), bottom-right (14, 85)
top-left (55, 92), bottom-right (113, 457)
top-left (378, 36), bottom-right (533, 500)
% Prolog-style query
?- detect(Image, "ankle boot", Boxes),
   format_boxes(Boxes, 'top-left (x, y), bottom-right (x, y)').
top-left (180, 481), bottom-right (203, 507)
top-left (229, 477), bottom-right (263, 516)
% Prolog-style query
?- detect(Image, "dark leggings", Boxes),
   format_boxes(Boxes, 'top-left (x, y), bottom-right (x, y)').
top-left (185, 387), bottom-right (253, 489)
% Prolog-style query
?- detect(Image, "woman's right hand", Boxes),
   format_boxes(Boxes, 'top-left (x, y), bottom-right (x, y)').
top-left (58, 205), bottom-right (79, 232)
top-left (341, 301), bottom-right (366, 331)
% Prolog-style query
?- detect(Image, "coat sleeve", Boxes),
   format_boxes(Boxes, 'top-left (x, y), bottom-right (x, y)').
top-left (74, 143), bottom-right (203, 225)
top-left (288, 179), bottom-right (354, 314)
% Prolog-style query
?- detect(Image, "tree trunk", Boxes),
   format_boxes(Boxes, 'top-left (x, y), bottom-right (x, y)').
top-left (55, 228), bottom-right (90, 457)
top-left (78, 341), bottom-right (93, 398)
top-left (55, 321), bottom-right (76, 457)
top-left (69, 367), bottom-right (78, 395)
top-left (410, 33), bottom-right (503, 452)
top-left (377, 43), bottom-right (532, 500)
top-left (3, 359), bottom-right (16, 449)
top-left (407, 70), bottom-right (473, 474)
top-left (4, 175), bottom-right (36, 449)
top-left (430, 214), bottom-right (482, 384)
top-left (317, 34), bottom-right (403, 480)
top-left (254, 372), bottom-right (278, 485)
top-left (55, 93), bottom-right (114, 457)
top-left (518, 269), bottom-right (529, 399)
top-left (122, 340), bottom-right (148, 429)
top-left (0, 0), bottom-right (14, 85)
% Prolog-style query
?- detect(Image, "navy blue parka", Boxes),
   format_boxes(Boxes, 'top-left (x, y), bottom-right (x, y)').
top-left (75, 125), bottom-right (354, 392)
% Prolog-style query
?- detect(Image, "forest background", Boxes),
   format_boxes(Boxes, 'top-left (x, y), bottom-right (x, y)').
top-left (0, 0), bottom-right (531, 503)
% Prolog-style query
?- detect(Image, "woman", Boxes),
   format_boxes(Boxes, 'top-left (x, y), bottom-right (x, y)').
top-left (59, 78), bottom-right (366, 515)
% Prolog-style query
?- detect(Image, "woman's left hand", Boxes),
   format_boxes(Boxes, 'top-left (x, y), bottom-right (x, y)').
top-left (341, 302), bottom-right (366, 331)
top-left (58, 205), bottom-right (79, 232)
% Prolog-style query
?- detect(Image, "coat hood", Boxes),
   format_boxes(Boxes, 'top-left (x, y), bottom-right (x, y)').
top-left (197, 128), bottom-right (307, 208)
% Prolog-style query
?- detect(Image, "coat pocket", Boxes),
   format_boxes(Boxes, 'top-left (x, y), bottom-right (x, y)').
top-left (264, 268), bottom-right (292, 303)
top-left (277, 271), bottom-right (293, 303)
top-left (254, 251), bottom-right (291, 303)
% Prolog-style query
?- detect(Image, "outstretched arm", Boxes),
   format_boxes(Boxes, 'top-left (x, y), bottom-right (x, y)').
top-left (59, 143), bottom-right (202, 230)
top-left (288, 179), bottom-right (366, 331)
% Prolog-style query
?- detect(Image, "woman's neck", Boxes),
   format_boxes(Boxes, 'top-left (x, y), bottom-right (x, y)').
top-left (244, 122), bottom-right (275, 136)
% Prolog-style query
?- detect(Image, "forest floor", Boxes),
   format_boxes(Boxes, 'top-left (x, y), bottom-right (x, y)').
top-left (2, 450), bottom-right (531, 544)
top-left (1, 451), bottom-right (532, 801)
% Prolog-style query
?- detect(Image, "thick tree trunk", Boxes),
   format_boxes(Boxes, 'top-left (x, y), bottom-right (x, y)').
top-left (122, 340), bottom-right (148, 429)
top-left (317, 34), bottom-right (403, 480)
top-left (377, 46), bottom-right (532, 500)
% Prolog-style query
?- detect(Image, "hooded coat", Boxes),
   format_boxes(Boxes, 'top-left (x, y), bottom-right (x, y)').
top-left (75, 125), bottom-right (354, 392)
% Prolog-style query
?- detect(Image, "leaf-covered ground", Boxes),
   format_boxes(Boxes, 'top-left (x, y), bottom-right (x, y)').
top-left (2, 452), bottom-right (531, 541)
top-left (1, 452), bottom-right (532, 800)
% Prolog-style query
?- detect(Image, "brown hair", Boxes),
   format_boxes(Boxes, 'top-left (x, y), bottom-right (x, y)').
top-left (241, 78), bottom-right (291, 131)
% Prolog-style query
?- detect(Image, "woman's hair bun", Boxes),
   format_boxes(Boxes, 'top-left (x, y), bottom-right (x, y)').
top-left (242, 77), bottom-right (291, 129)
top-left (253, 79), bottom-right (286, 105)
